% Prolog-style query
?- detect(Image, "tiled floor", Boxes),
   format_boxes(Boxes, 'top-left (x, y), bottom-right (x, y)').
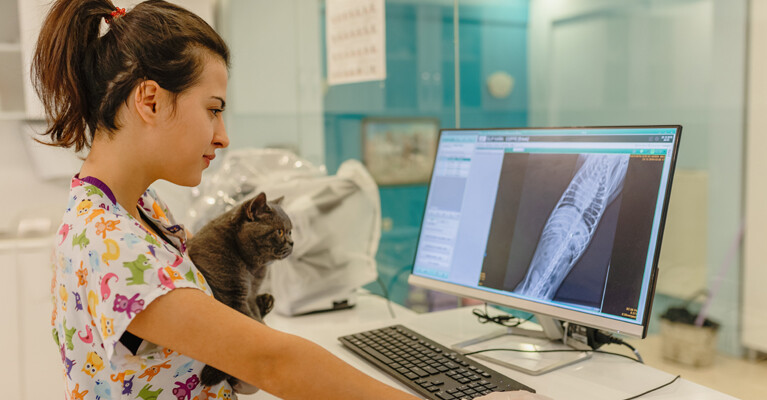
top-left (620, 335), bottom-right (767, 399)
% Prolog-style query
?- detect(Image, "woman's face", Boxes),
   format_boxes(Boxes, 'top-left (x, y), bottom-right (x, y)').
top-left (156, 56), bottom-right (229, 187)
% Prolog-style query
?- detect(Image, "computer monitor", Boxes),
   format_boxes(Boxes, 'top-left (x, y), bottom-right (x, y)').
top-left (408, 125), bottom-right (681, 373)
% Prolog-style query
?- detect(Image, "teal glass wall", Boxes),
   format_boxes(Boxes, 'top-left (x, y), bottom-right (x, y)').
top-left (321, 1), bottom-right (530, 308)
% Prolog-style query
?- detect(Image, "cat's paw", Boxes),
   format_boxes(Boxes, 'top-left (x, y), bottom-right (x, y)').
top-left (231, 378), bottom-right (260, 394)
top-left (200, 365), bottom-right (229, 387)
top-left (255, 293), bottom-right (275, 317)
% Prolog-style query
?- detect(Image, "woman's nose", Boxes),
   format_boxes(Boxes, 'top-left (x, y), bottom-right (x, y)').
top-left (214, 120), bottom-right (229, 148)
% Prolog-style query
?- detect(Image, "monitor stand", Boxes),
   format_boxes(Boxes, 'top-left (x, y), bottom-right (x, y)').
top-left (451, 315), bottom-right (592, 376)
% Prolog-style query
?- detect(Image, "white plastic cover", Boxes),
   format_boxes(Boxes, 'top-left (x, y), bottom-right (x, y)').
top-left (187, 149), bottom-right (381, 316)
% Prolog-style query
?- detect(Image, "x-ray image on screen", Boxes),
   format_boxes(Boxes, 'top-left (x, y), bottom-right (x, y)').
top-left (514, 153), bottom-right (630, 300)
top-left (479, 151), bottom-right (665, 317)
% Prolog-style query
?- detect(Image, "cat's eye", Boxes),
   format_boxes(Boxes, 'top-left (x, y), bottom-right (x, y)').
top-left (277, 229), bottom-right (284, 237)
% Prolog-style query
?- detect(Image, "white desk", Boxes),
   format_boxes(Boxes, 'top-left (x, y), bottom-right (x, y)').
top-left (243, 293), bottom-right (736, 400)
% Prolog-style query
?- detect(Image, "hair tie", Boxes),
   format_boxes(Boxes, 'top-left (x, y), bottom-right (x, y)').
top-left (105, 7), bottom-right (126, 24)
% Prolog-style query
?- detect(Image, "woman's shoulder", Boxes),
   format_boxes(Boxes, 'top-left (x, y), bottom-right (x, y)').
top-left (58, 182), bottom-right (175, 264)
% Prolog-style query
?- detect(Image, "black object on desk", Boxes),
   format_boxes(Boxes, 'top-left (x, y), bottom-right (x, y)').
top-left (339, 325), bottom-right (535, 399)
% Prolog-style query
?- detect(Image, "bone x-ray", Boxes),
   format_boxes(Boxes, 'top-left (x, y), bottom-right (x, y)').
top-left (480, 151), bottom-right (665, 317)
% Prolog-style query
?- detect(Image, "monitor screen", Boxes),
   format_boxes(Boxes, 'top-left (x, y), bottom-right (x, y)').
top-left (408, 125), bottom-right (682, 337)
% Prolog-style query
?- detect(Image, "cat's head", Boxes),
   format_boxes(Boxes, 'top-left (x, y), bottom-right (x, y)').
top-left (235, 192), bottom-right (293, 260)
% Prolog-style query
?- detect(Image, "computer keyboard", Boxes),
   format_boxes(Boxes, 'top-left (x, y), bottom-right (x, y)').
top-left (339, 325), bottom-right (535, 399)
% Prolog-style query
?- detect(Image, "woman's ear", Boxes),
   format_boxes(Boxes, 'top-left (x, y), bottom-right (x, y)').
top-left (134, 80), bottom-right (162, 124)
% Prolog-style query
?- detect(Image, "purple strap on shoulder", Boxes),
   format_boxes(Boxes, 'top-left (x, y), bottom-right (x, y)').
top-left (76, 174), bottom-right (118, 206)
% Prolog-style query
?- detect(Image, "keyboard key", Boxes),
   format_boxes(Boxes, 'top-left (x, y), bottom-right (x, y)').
top-left (424, 366), bottom-right (440, 375)
top-left (436, 392), bottom-right (455, 400)
top-left (404, 372), bottom-right (419, 380)
top-left (359, 346), bottom-right (394, 365)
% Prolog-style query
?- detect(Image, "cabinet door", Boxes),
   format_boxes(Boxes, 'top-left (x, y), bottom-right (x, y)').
top-left (18, 243), bottom-right (63, 399)
top-left (0, 250), bottom-right (21, 400)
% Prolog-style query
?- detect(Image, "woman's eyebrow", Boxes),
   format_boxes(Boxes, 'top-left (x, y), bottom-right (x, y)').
top-left (211, 96), bottom-right (226, 109)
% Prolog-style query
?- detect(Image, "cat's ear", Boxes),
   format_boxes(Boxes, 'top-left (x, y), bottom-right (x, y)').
top-left (245, 192), bottom-right (269, 221)
top-left (272, 196), bottom-right (285, 205)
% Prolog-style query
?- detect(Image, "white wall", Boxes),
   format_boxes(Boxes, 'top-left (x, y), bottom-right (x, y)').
top-left (221, 0), bottom-right (325, 167)
top-left (742, 0), bottom-right (767, 355)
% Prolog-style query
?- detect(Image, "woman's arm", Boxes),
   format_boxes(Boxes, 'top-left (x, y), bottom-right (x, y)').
top-left (127, 288), bottom-right (420, 400)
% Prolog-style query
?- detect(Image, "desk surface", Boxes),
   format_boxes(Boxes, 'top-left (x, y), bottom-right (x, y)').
top-left (242, 293), bottom-right (735, 400)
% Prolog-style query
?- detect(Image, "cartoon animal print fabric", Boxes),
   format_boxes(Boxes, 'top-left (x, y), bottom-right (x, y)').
top-left (52, 175), bottom-right (233, 399)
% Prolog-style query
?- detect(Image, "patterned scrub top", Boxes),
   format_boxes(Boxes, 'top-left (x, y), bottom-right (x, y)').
top-left (52, 175), bottom-right (236, 400)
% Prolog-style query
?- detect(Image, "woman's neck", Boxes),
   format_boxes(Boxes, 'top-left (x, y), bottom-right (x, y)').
top-left (79, 133), bottom-right (155, 221)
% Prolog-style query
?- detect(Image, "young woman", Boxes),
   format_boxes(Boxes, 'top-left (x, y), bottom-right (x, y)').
top-left (33, 1), bottom-right (421, 398)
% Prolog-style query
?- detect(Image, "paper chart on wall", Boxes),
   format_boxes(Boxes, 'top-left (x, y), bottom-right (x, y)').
top-left (326, 0), bottom-right (386, 86)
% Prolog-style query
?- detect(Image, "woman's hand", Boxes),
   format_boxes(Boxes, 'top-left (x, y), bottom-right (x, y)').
top-left (476, 391), bottom-right (554, 400)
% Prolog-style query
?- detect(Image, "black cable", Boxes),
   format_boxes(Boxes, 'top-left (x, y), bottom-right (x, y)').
top-left (616, 340), bottom-right (644, 364)
top-left (622, 375), bottom-right (681, 400)
top-left (472, 303), bottom-right (535, 327)
top-left (375, 276), bottom-right (396, 319)
top-left (586, 328), bottom-right (645, 364)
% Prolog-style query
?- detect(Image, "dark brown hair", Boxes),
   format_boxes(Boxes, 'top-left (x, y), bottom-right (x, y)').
top-left (32, 0), bottom-right (230, 152)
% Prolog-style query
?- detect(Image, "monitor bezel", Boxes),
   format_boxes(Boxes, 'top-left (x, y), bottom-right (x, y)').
top-left (408, 124), bottom-right (683, 338)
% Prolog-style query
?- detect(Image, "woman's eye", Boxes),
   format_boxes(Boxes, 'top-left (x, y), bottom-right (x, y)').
top-left (210, 109), bottom-right (223, 117)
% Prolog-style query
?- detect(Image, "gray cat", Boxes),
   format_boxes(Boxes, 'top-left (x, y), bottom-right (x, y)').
top-left (187, 192), bottom-right (293, 390)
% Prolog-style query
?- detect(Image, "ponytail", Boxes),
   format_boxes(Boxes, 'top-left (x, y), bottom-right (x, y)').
top-left (32, 0), bottom-right (116, 152)
top-left (31, 0), bottom-right (230, 152)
